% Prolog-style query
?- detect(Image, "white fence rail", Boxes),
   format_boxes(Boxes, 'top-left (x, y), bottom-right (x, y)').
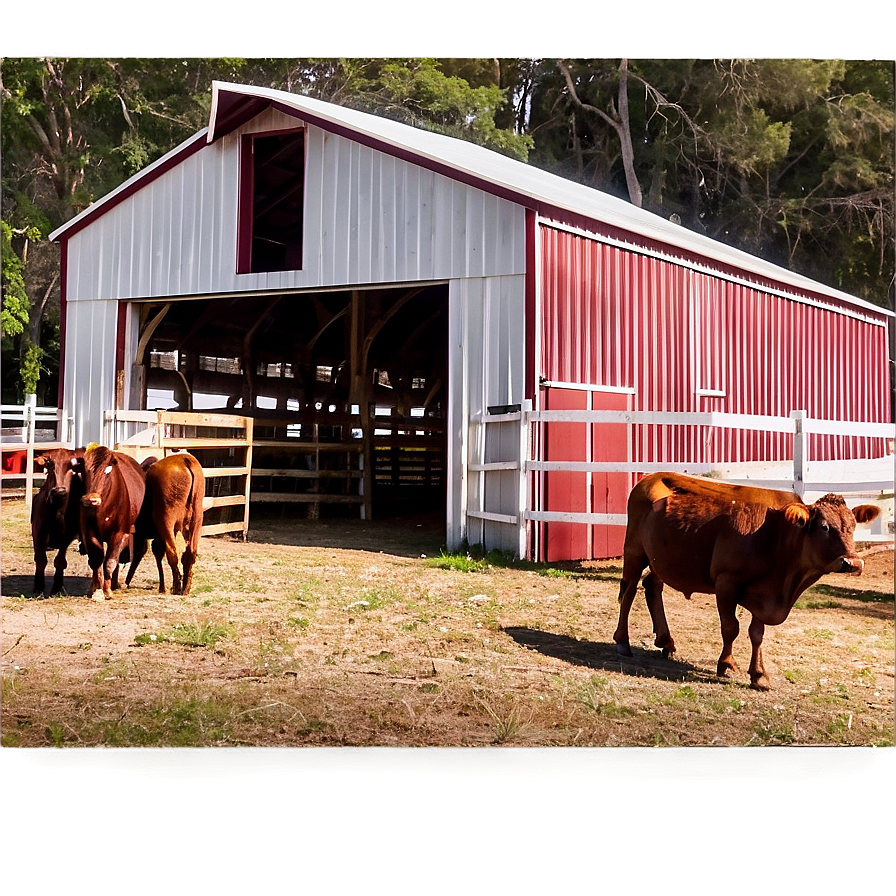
top-left (0, 395), bottom-right (74, 508)
top-left (469, 407), bottom-right (895, 556)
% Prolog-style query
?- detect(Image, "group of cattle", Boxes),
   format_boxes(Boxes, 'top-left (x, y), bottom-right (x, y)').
top-left (31, 446), bottom-right (205, 602)
top-left (28, 450), bottom-right (881, 691)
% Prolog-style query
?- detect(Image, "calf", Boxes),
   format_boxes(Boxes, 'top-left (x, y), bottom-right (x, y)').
top-left (126, 452), bottom-right (205, 595)
top-left (613, 472), bottom-right (880, 690)
top-left (30, 448), bottom-right (85, 595)
top-left (76, 445), bottom-right (147, 601)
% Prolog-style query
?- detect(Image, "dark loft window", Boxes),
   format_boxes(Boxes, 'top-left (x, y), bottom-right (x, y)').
top-left (238, 129), bottom-right (305, 274)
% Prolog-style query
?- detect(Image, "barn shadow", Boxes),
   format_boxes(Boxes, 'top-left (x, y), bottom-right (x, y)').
top-left (1, 573), bottom-right (92, 599)
top-left (245, 509), bottom-right (447, 558)
top-left (503, 626), bottom-right (710, 683)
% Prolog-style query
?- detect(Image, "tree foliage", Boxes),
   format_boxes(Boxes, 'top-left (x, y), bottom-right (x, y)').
top-left (1, 57), bottom-right (892, 402)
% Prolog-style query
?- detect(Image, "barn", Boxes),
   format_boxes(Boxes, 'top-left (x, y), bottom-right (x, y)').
top-left (49, 80), bottom-right (894, 562)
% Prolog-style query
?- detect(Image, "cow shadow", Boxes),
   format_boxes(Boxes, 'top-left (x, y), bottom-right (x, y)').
top-left (804, 583), bottom-right (894, 621)
top-left (503, 626), bottom-right (711, 683)
top-left (1, 573), bottom-right (92, 599)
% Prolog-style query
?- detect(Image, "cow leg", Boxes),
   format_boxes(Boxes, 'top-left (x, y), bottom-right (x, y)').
top-left (181, 536), bottom-right (197, 596)
top-left (101, 535), bottom-right (129, 600)
top-left (643, 571), bottom-right (675, 657)
top-left (614, 551), bottom-right (648, 656)
top-left (747, 616), bottom-right (771, 691)
top-left (50, 546), bottom-right (69, 594)
top-left (151, 538), bottom-right (167, 593)
top-left (33, 547), bottom-right (48, 596)
top-left (85, 541), bottom-right (106, 601)
top-left (125, 537), bottom-right (149, 587)
top-left (715, 581), bottom-right (740, 678)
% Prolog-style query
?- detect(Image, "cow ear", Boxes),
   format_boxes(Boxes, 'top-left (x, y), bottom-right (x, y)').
top-left (852, 504), bottom-right (881, 524)
top-left (36, 455), bottom-right (51, 471)
top-left (784, 504), bottom-right (811, 529)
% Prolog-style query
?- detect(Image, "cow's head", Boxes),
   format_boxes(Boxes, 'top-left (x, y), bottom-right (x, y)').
top-left (37, 450), bottom-right (85, 508)
top-left (784, 494), bottom-right (880, 574)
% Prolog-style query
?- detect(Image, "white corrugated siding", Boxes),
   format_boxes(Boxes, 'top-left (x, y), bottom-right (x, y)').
top-left (64, 299), bottom-right (119, 446)
top-left (63, 108), bottom-right (526, 303)
top-left (447, 275), bottom-right (527, 553)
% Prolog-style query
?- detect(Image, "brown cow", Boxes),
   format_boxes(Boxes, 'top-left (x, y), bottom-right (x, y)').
top-left (30, 448), bottom-right (86, 596)
top-left (126, 452), bottom-right (205, 595)
top-left (613, 472), bottom-right (880, 690)
top-left (76, 445), bottom-right (147, 601)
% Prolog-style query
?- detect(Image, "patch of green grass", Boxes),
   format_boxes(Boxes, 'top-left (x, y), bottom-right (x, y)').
top-left (426, 550), bottom-right (491, 573)
top-left (783, 668), bottom-right (806, 684)
top-left (98, 696), bottom-right (234, 747)
top-left (577, 677), bottom-right (637, 718)
top-left (345, 588), bottom-right (399, 612)
top-left (134, 622), bottom-right (233, 649)
top-left (795, 598), bottom-right (844, 610)
top-left (750, 717), bottom-right (796, 746)
top-left (287, 616), bottom-right (310, 631)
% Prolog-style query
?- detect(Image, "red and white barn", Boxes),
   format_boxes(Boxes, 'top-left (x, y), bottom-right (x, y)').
top-left (50, 81), bottom-right (893, 561)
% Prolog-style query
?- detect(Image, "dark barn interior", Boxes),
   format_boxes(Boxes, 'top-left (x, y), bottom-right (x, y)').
top-left (133, 284), bottom-right (449, 519)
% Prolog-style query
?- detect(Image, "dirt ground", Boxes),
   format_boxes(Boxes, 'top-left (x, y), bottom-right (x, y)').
top-left (1, 497), bottom-right (893, 747)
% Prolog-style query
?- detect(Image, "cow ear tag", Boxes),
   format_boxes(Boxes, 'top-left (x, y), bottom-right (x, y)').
top-left (104, 465), bottom-right (113, 474)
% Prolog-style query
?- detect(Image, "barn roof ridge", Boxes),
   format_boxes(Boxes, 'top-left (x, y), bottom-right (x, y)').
top-left (51, 79), bottom-right (892, 320)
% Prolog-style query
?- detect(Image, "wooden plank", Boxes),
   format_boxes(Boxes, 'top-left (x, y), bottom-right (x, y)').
top-left (252, 468), bottom-right (362, 479)
top-left (158, 437), bottom-right (249, 449)
top-left (467, 509), bottom-right (519, 525)
top-left (202, 466), bottom-right (250, 478)
top-left (253, 440), bottom-right (363, 451)
top-left (160, 411), bottom-right (252, 429)
top-left (251, 492), bottom-right (364, 504)
top-left (203, 494), bottom-right (247, 509)
top-left (201, 521), bottom-right (246, 537)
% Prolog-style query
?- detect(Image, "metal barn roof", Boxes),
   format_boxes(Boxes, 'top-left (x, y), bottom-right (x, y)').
top-left (52, 79), bottom-right (891, 319)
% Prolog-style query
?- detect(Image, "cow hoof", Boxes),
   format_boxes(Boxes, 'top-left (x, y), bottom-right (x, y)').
top-left (750, 676), bottom-right (771, 691)
top-left (91, 590), bottom-right (105, 602)
top-left (616, 643), bottom-right (633, 657)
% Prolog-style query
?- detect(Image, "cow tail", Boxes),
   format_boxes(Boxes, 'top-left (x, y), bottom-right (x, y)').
top-left (183, 455), bottom-right (197, 526)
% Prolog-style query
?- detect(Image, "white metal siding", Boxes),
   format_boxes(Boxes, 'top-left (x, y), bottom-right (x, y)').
top-left (63, 299), bottom-right (119, 446)
top-left (63, 108), bottom-right (527, 304)
top-left (447, 275), bottom-right (527, 553)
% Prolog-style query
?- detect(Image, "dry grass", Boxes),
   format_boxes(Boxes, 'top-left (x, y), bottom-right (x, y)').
top-left (2, 498), bottom-right (893, 747)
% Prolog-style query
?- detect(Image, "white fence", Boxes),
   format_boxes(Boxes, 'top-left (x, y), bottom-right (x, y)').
top-left (0, 395), bottom-right (74, 508)
top-left (469, 406), bottom-right (896, 556)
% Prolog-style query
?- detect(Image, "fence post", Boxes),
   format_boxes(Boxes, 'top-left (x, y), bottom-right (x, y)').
top-left (518, 400), bottom-right (532, 560)
top-left (791, 410), bottom-right (807, 499)
top-left (24, 394), bottom-right (37, 509)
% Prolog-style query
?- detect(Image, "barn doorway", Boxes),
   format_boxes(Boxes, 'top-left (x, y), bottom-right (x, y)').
top-left (131, 284), bottom-right (449, 521)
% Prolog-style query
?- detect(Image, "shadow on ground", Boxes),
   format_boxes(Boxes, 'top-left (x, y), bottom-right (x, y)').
top-left (1, 573), bottom-right (92, 599)
top-left (246, 510), bottom-right (447, 558)
top-left (503, 625), bottom-right (716, 683)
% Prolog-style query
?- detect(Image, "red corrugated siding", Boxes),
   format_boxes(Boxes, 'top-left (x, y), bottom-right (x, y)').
top-left (538, 223), bottom-right (892, 560)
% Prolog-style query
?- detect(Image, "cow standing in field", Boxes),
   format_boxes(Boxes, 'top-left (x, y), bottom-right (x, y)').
top-left (126, 452), bottom-right (205, 595)
top-left (76, 445), bottom-right (147, 601)
top-left (613, 472), bottom-right (880, 690)
top-left (31, 448), bottom-right (86, 596)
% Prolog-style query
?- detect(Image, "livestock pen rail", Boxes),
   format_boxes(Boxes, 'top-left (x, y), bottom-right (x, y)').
top-left (0, 396), bottom-right (74, 507)
top-left (467, 402), bottom-right (896, 560)
top-left (105, 404), bottom-right (445, 528)
top-left (105, 409), bottom-right (253, 539)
